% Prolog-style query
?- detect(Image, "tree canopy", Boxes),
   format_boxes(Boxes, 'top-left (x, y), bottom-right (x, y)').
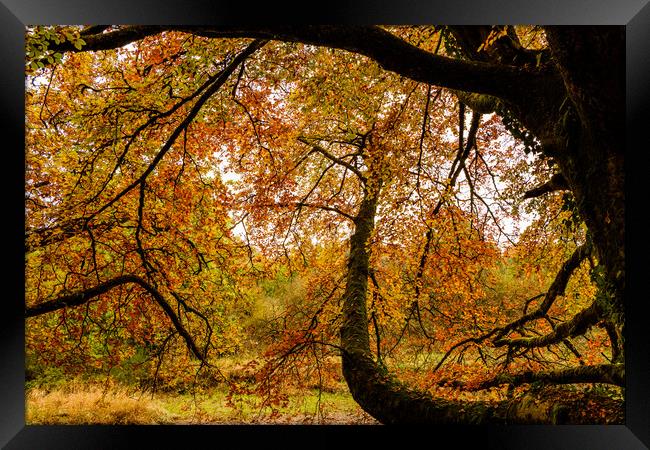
top-left (25, 25), bottom-right (625, 424)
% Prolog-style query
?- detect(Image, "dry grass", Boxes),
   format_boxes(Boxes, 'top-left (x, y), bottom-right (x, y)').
top-left (26, 383), bottom-right (175, 425)
top-left (26, 380), bottom-right (378, 425)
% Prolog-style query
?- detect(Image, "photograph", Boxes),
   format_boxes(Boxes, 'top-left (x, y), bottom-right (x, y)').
top-left (1, 4), bottom-right (648, 448)
top-left (23, 25), bottom-right (626, 425)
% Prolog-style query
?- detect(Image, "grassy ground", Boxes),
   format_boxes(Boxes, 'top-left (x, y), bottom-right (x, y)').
top-left (26, 381), bottom-right (379, 425)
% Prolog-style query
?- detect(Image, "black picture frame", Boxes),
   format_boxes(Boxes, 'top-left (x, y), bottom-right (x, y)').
top-left (2, 1), bottom-right (649, 448)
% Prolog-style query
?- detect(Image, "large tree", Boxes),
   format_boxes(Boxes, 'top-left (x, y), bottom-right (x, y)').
top-left (25, 25), bottom-right (624, 424)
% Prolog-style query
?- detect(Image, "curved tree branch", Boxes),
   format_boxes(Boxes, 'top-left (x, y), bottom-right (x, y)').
top-left (26, 274), bottom-right (207, 362)
top-left (47, 25), bottom-right (557, 103)
top-left (493, 242), bottom-right (592, 340)
top-left (494, 300), bottom-right (603, 349)
top-left (89, 39), bottom-right (266, 220)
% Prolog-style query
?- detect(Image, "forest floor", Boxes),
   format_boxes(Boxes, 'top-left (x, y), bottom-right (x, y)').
top-left (25, 371), bottom-right (625, 425)
top-left (25, 350), bottom-right (624, 425)
top-left (25, 380), bottom-right (379, 425)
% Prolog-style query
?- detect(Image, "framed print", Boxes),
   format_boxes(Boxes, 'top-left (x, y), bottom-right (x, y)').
top-left (2, 1), bottom-right (649, 448)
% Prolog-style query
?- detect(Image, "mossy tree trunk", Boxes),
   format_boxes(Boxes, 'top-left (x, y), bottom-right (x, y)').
top-left (339, 27), bottom-right (625, 423)
top-left (339, 175), bottom-right (623, 424)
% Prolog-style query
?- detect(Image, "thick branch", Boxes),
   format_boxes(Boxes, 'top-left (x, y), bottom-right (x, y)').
top-left (494, 242), bottom-right (591, 338)
top-left (442, 364), bottom-right (624, 390)
top-left (434, 243), bottom-right (592, 371)
top-left (543, 26), bottom-right (624, 149)
top-left (49, 26), bottom-right (167, 52)
top-left (476, 363), bottom-right (624, 388)
top-left (494, 301), bottom-right (603, 349)
top-left (454, 91), bottom-right (501, 114)
top-left (50, 25), bottom-right (554, 102)
top-left (26, 275), bottom-right (140, 317)
top-left (523, 173), bottom-right (569, 199)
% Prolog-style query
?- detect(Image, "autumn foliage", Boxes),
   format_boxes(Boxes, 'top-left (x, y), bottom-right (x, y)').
top-left (25, 26), bottom-right (623, 424)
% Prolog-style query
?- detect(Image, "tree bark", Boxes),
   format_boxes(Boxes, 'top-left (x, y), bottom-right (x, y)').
top-left (339, 27), bottom-right (625, 424)
top-left (47, 26), bottom-right (556, 103)
top-left (542, 27), bottom-right (625, 334)
top-left (339, 178), bottom-right (622, 424)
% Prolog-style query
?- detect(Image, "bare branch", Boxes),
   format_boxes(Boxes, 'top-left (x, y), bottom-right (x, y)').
top-left (298, 137), bottom-right (367, 183)
top-left (523, 173), bottom-right (569, 199)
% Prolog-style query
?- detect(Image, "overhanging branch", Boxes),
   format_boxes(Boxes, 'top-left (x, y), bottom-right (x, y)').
top-left (47, 25), bottom-right (554, 102)
top-left (494, 301), bottom-right (603, 349)
top-left (26, 274), bottom-right (207, 362)
top-left (494, 242), bottom-right (592, 339)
